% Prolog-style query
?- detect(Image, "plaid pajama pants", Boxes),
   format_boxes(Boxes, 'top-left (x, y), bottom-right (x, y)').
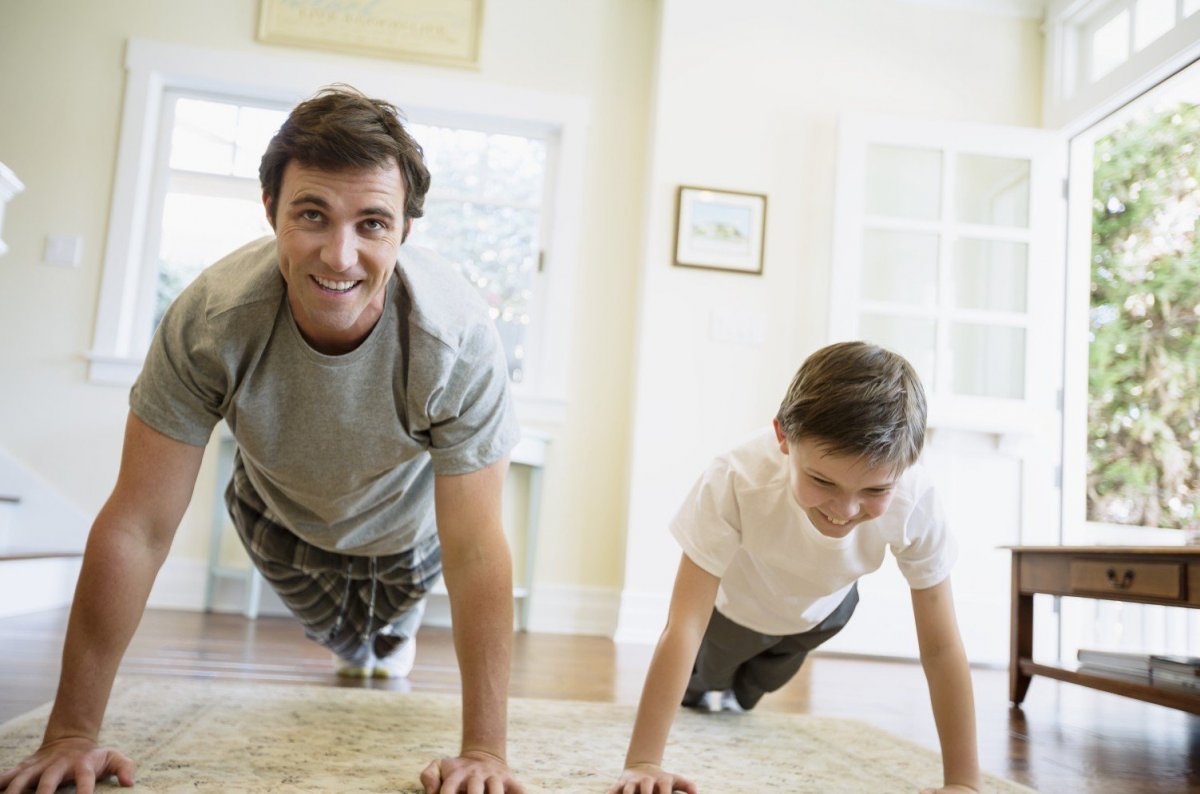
top-left (224, 452), bottom-right (443, 661)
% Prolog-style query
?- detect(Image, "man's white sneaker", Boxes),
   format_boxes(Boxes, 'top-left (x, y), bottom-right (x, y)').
top-left (372, 635), bottom-right (416, 679)
top-left (334, 645), bottom-right (374, 678)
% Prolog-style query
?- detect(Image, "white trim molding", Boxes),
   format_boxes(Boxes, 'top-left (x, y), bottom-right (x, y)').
top-left (0, 162), bottom-right (25, 257)
top-left (613, 589), bottom-right (671, 645)
top-left (0, 557), bottom-right (82, 619)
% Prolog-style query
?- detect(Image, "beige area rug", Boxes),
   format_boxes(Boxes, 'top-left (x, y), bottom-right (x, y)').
top-left (0, 679), bottom-right (1035, 793)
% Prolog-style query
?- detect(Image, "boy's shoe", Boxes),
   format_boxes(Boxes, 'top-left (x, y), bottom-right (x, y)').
top-left (334, 645), bottom-right (374, 679)
top-left (682, 690), bottom-right (723, 711)
top-left (718, 689), bottom-right (746, 712)
top-left (371, 634), bottom-right (417, 679)
top-left (728, 683), bottom-right (762, 711)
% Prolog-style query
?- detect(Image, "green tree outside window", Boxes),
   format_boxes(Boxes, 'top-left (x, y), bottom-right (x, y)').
top-left (1089, 103), bottom-right (1200, 529)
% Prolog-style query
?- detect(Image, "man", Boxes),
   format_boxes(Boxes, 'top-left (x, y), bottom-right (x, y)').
top-left (0, 86), bottom-right (525, 794)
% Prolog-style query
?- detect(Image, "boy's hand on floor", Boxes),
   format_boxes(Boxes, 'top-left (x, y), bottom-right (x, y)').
top-left (607, 763), bottom-right (698, 794)
top-left (919, 785), bottom-right (979, 793)
top-left (0, 736), bottom-right (136, 794)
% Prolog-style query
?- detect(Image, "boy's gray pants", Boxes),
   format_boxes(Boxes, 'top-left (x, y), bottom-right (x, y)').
top-left (686, 583), bottom-right (859, 709)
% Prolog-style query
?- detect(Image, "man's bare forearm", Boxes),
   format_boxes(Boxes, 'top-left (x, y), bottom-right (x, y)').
top-left (44, 516), bottom-right (170, 744)
top-left (442, 547), bottom-right (514, 759)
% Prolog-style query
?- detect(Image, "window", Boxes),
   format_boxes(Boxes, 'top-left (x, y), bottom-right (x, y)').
top-left (1062, 57), bottom-right (1200, 541)
top-left (406, 122), bottom-right (552, 385)
top-left (1044, 0), bottom-right (1200, 129)
top-left (91, 39), bottom-right (587, 422)
top-left (119, 91), bottom-right (552, 387)
top-left (147, 93), bottom-right (283, 340)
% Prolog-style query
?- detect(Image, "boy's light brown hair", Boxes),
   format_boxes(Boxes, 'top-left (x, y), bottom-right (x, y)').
top-left (776, 341), bottom-right (927, 471)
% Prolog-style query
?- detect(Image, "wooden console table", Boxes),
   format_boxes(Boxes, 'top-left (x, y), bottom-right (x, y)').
top-left (1007, 545), bottom-right (1200, 714)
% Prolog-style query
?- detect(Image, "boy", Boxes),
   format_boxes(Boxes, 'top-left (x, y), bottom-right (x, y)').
top-left (608, 341), bottom-right (980, 794)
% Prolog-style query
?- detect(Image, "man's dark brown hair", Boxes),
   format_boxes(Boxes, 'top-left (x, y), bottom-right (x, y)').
top-left (259, 84), bottom-right (431, 230)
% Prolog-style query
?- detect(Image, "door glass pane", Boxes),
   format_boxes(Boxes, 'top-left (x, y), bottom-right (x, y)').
top-left (865, 145), bottom-right (942, 221)
top-left (859, 313), bottom-right (936, 388)
top-left (954, 154), bottom-right (1030, 228)
top-left (862, 229), bottom-right (939, 306)
top-left (1134, 0), bottom-right (1175, 51)
top-left (953, 238), bottom-right (1028, 312)
top-left (950, 323), bottom-right (1025, 399)
top-left (1091, 10), bottom-right (1131, 81)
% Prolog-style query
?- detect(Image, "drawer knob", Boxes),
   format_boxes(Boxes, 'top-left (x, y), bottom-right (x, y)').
top-left (1106, 567), bottom-right (1135, 589)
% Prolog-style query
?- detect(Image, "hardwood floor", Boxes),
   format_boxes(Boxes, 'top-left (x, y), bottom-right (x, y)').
top-left (2, 607), bottom-right (1198, 792)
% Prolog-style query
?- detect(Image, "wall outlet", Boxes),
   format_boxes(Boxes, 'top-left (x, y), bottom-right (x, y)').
top-left (44, 234), bottom-right (82, 267)
top-left (709, 307), bottom-right (768, 346)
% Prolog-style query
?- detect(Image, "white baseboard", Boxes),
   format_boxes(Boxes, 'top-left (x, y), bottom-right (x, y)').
top-left (0, 557), bottom-right (82, 618)
top-left (527, 584), bottom-right (620, 636)
top-left (421, 584), bottom-right (620, 637)
top-left (150, 558), bottom-right (622, 638)
top-left (613, 589), bottom-right (670, 645)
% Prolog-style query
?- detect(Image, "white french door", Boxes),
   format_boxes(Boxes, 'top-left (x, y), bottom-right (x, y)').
top-left (824, 115), bottom-right (1067, 664)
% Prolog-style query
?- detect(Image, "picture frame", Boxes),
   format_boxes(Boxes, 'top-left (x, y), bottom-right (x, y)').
top-left (257, 0), bottom-right (484, 69)
top-left (673, 185), bottom-right (767, 275)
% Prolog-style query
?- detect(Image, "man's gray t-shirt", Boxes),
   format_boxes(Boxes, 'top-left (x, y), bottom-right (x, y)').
top-left (130, 236), bottom-right (520, 556)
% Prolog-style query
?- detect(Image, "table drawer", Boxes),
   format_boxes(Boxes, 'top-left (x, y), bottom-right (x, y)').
top-left (1069, 560), bottom-right (1184, 600)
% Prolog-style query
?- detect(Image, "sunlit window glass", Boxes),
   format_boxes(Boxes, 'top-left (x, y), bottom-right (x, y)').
top-left (1090, 10), bottom-right (1130, 82)
top-left (1087, 102), bottom-right (1200, 529)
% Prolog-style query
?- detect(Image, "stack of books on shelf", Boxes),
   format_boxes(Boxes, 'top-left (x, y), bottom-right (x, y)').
top-left (1149, 655), bottom-right (1200, 691)
top-left (1075, 649), bottom-right (1151, 684)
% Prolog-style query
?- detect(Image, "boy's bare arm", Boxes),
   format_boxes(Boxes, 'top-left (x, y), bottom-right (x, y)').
top-left (911, 577), bottom-right (982, 794)
top-left (609, 553), bottom-right (719, 793)
top-left (0, 413), bottom-right (205, 794)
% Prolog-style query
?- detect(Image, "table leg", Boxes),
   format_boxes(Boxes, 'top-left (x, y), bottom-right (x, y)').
top-left (1010, 553), bottom-right (1033, 705)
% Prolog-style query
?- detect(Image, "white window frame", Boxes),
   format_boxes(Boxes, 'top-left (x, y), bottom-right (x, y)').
top-left (1044, 0), bottom-right (1200, 131)
top-left (88, 38), bottom-right (589, 425)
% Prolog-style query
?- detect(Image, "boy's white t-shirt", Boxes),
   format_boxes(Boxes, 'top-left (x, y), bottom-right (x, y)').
top-left (670, 428), bottom-right (956, 636)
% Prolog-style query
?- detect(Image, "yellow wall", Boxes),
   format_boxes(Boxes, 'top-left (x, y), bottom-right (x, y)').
top-left (0, 0), bottom-right (656, 593)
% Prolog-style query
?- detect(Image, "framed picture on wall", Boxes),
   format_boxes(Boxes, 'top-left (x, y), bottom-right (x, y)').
top-left (673, 185), bottom-right (767, 275)
top-left (257, 0), bottom-right (484, 69)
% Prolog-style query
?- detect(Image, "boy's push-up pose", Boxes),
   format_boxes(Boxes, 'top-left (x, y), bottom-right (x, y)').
top-left (609, 341), bottom-right (980, 794)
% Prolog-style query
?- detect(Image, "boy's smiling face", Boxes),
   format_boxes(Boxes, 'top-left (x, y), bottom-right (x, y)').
top-left (773, 419), bottom-right (902, 538)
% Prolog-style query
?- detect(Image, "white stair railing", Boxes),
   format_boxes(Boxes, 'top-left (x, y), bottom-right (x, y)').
top-left (0, 161), bottom-right (24, 257)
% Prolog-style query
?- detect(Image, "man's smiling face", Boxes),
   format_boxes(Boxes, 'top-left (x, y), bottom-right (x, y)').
top-left (268, 160), bottom-right (410, 355)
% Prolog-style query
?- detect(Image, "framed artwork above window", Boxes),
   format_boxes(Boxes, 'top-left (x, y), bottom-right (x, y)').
top-left (257, 0), bottom-right (484, 69)
top-left (672, 185), bottom-right (767, 275)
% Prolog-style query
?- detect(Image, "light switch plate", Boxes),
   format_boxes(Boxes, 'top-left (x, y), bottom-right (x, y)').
top-left (44, 234), bottom-right (82, 267)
